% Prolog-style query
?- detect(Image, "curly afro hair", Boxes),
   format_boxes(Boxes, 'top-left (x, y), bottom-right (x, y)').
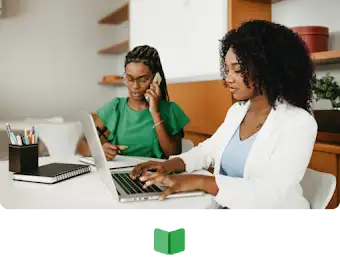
top-left (220, 20), bottom-right (316, 112)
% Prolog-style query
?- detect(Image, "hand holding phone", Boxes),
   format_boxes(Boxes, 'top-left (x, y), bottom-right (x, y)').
top-left (146, 72), bottom-right (162, 102)
top-left (153, 72), bottom-right (162, 85)
top-left (145, 72), bottom-right (162, 113)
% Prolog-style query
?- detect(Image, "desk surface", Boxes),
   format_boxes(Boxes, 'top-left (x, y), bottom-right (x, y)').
top-left (0, 156), bottom-right (213, 209)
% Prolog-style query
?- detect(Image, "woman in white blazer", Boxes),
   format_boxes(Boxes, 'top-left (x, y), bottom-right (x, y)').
top-left (130, 20), bottom-right (318, 209)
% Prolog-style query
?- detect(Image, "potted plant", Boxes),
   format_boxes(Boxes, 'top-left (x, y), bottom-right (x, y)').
top-left (313, 73), bottom-right (340, 133)
top-left (314, 73), bottom-right (340, 110)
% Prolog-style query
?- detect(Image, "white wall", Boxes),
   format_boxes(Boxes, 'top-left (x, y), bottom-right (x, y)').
top-left (272, 0), bottom-right (340, 109)
top-left (0, 0), bottom-right (129, 119)
top-left (130, 0), bottom-right (228, 83)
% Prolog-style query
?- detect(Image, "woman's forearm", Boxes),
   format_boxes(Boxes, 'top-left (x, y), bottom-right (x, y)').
top-left (77, 116), bottom-right (109, 157)
top-left (198, 175), bottom-right (219, 196)
top-left (76, 138), bottom-right (92, 157)
top-left (163, 157), bottom-right (186, 173)
top-left (152, 112), bottom-right (181, 157)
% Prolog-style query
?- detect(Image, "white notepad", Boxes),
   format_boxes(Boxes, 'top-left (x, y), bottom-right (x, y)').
top-left (79, 155), bottom-right (144, 169)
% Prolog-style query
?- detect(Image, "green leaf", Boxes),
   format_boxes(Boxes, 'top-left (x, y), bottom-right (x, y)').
top-left (319, 93), bottom-right (326, 99)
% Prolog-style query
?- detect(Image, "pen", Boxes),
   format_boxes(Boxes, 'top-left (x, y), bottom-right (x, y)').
top-left (7, 123), bottom-right (12, 132)
top-left (24, 136), bottom-right (29, 145)
top-left (6, 123), bottom-right (18, 145)
top-left (16, 135), bottom-right (23, 146)
top-left (5, 123), bottom-right (12, 144)
top-left (10, 134), bottom-right (17, 145)
top-left (34, 132), bottom-right (39, 144)
top-left (21, 135), bottom-right (25, 145)
top-left (12, 133), bottom-right (18, 144)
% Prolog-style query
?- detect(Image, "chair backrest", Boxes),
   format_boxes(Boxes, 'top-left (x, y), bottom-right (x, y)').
top-left (300, 168), bottom-right (336, 209)
top-left (181, 139), bottom-right (194, 153)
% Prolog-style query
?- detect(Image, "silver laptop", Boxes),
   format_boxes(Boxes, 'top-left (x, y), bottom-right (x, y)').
top-left (79, 110), bottom-right (203, 202)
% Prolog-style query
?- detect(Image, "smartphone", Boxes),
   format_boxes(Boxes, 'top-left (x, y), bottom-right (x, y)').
top-left (146, 72), bottom-right (162, 102)
top-left (153, 72), bottom-right (162, 85)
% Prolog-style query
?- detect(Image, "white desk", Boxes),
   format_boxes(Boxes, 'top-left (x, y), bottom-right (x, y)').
top-left (0, 156), bottom-right (214, 209)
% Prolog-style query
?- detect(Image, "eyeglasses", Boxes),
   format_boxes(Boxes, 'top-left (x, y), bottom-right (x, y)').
top-left (122, 73), bottom-right (152, 86)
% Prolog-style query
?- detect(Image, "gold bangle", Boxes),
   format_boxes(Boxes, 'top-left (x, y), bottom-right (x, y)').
top-left (153, 120), bottom-right (164, 129)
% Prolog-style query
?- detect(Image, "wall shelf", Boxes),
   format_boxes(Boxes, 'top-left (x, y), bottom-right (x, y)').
top-left (98, 2), bottom-right (129, 25)
top-left (244, 0), bottom-right (283, 3)
top-left (99, 79), bottom-right (124, 86)
top-left (97, 2), bottom-right (129, 87)
top-left (311, 50), bottom-right (340, 65)
top-left (98, 40), bottom-right (129, 54)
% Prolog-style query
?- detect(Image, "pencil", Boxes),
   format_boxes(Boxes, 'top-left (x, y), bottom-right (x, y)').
top-left (16, 135), bottom-right (23, 146)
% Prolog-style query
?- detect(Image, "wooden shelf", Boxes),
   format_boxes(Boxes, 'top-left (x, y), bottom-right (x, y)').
top-left (311, 50), bottom-right (340, 65)
top-left (98, 2), bottom-right (129, 25)
top-left (98, 40), bottom-right (129, 54)
top-left (244, 0), bottom-right (283, 3)
top-left (99, 79), bottom-right (124, 86)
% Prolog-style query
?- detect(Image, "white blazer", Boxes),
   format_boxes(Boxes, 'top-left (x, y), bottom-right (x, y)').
top-left (173, 100), bottom-right (318, 209)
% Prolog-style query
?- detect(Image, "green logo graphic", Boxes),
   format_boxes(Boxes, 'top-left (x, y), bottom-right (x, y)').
top-left (154, 228), bottom-right (185, 255)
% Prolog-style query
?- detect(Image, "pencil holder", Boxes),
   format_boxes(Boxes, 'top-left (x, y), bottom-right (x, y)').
top-left (9, 144), bottom-right (39, 173)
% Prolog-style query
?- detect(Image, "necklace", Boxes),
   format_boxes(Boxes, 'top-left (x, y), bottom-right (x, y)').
top-left (241, 117), bottom-right (264, 129)
top-left (242, 108), bottom-right (270, 129)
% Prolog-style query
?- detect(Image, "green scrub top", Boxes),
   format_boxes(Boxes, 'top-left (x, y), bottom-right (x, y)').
top-left (96, 97), bottom-right (190, 158)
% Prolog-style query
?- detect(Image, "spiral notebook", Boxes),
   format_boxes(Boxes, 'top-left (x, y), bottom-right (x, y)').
top-left (13, 163), bottom-right (91, 184)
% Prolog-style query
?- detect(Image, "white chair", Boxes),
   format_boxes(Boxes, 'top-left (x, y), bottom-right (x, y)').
top-left (181, 139), bottom-right (194, 153)
top-left (35, 121), bottom-right (83, 159)
top-left (300, 168), bottom-right (336, 209)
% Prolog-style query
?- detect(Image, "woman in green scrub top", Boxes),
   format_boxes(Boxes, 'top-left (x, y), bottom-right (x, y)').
top-left (77, 45), bottom-right (190, 160)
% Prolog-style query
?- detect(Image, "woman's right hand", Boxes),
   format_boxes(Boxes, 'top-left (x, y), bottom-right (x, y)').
top-left (102, 143), bottom-right (127, 160)
top-left (129, 161), bottom-right (168, 180)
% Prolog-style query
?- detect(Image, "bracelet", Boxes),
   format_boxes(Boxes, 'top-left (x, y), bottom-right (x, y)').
top-left (153, 120), bottom-right (164, 129)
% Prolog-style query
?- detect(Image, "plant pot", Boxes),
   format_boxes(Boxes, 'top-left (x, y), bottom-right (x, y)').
top-left (313, 110), bottom-right (340, 133)
top-left (291, 26), bottom-right (329, 53)
top-left (331, 98), bottom-right (340, 109)
top-left (312, 98), bottom-right (332, 110)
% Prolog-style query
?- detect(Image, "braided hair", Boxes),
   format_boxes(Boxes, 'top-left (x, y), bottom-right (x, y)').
top-left (125, 45), bottom-right (169, 101)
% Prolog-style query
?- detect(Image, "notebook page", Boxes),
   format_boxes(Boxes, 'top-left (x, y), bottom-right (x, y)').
top-left (79, 155), bottom-right (145, 169)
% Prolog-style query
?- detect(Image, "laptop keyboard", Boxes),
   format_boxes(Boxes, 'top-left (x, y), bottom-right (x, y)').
top-left (111, 172), bottom-right (163, 195)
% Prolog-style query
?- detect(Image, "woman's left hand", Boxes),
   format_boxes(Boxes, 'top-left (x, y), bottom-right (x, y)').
top-left (145, 82), bottom-right (161, 114)
top-left (140, 173), bottom-right (204, 200)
